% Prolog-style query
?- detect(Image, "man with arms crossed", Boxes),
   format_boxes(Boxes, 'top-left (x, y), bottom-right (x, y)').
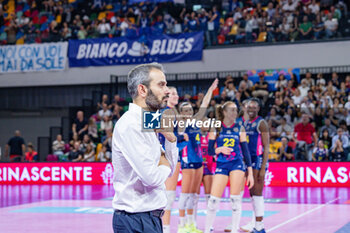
top-left (112, 63), bottom-right (178, 233)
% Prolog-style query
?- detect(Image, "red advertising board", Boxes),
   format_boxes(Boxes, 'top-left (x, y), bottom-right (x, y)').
top-left (0, 162), bottom-right (113, 185)
top-left (0, 162), bottom-right (350, 187)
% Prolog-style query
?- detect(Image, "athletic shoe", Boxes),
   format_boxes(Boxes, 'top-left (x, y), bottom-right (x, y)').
top-left (241, 221), bottom-right (255, 232)
top-left (224, 223), bottom-right (232, 232)
top-left (251, 228), bottom-right (266, 233)
top-left (177, 225), bottom-right (189, 233)
top-left (187, 223), bottom-right (203, 233)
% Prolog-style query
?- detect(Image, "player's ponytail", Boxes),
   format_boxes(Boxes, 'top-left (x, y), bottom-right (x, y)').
top-left (216, 104), bottom-right (224, 123)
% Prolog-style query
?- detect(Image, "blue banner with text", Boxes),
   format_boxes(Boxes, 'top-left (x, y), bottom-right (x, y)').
top-left (68, 32), bottom-right (203, 67)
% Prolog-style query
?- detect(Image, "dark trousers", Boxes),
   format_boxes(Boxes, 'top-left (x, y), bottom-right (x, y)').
top-left (113, 210), bottom-right (163, 233)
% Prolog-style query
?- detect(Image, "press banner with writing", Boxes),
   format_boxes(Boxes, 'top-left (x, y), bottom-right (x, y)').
top-left (68, 31), bottom-right (203, 67)
top-left (0, 42), bottom-right (67, 73)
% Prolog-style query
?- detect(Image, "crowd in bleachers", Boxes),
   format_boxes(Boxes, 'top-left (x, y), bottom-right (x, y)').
top-left (0, 0), bottom-right (348, 45)
top-left (56, 71), bottom-right (350, 162)
top-left (4, 70), bottom-right (350, 162)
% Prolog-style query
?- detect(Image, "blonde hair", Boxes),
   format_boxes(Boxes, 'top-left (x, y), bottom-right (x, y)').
top-left (215, 101), bottom-right (236, 136)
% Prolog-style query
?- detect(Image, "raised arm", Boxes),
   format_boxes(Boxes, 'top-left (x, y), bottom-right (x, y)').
top-left (194, 78), bottom-right (218, 121)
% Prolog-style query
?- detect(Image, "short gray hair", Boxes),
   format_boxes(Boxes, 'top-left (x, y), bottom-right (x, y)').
top-left (127, 63), bottom-right (164, 99)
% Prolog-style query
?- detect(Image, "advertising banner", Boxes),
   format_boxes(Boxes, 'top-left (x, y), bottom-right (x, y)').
top-left (1, 162), bottom-right (349, 187)
top-left (68, 32), bottom-right (203, 67)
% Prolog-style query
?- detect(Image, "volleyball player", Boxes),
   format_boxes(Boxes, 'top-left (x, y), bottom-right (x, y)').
top-left (224, 99), bottom-right (250, 233)
top-left (159, 87), bottom-right (189, 233)
top-left (241, 98), bottom-right (269, 233)
top-left (177, 79), bottom-right (218, 233)
top-left (193, 122), bottom-right (216, 224)
top-left (204, 101), bottom-right (254, 233)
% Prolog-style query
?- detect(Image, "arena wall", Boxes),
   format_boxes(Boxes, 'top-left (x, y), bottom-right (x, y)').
top-left (0, 40), bottom-right (349, 87)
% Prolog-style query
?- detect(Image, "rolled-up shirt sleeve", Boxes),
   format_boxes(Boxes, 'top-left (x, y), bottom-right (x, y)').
top-left (115, 125), bottom-right (171, 188)
top-left (164, 139), bottom-right (178, 177)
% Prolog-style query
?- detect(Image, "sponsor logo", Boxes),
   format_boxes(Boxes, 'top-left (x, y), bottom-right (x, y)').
top-left (264, 170), bottom-right (274, 186)
top-left (101, 164), bottom-right (114, 185)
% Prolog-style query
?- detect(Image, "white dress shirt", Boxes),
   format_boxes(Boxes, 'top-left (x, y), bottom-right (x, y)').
top-left (112, 103), bottom-right (178, 213)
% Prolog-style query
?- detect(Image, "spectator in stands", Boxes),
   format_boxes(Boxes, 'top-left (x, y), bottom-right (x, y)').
top-left (339, 120), bottom-right (350, 138)
top-left (275, 74), bottom-right (288, 93)
top-left (328, 108), bottom-right (339, 127)
top-left (80, 134), bottom-right (95, 153)
top-left (100, 115), bottom-right (113, 135)
top-left (77, 25), bottom-right (87, 40)
top-left (225, 81), bottom-right (236, 100)
top-left (82, 144), bottom-right (95, 162)
top-left (331, 139), bottom-right (345, 161)
top-left (112, 105), bottom-right (123, 124)
top-left (309, 0), bottom-right (320, 14)
top-left (277, 117), bottom-right (293, 139)
top-left (330, 128), bottom-right (349, 160)
top-left (97, 144), bottom-right (111, 162)
top-left (293, 113), bottom-right (318, 161)
top-left (112, 94), bottom-right (126, 107)
top-left (98, 94), bottom-right (110, 109)
top-left (266, 18), bottom-right (279, 42)
top-left (298, 79), bottom-right (310, 97)
top-left (313, 107), bottom-right (325, 130)
top-left (291, 89), bottom-right (304, 106)
top-left (279, 17), bottom-right (292, 41)
top-left (88, 118), bottom-right (99, 143)
top-left (252, 73), bottom-right (269, 103)
top-left (266, 107), bottom-right (282, 126)
top-left (69, 133), bottom-right (81, 150)
top-left (303, 72), bottom-right (315, 87)
top-left (25, 143), bottom-right (38, 162)
top-left (102, 129), bottom-right (113, 152)
top-left (207, 8), bottom-right (219, 46)
top-left (283, 106), bottom-right (296, 126)
top-left (52, 134), bottom-right (65, 157)
top-left (316, 73), bottom-right (326, 86)
top-left (98, 103), bottom-right (112, 121)
top-left (61, 22), bottom-right (72, 41)
top-left (319, 128), bottom-right (332, 149)
top-left (238, 82), bottom-right (251, 101)
top-left (324, 13), bottom-right (338, 39)
top-left (279, 137), bottom-right (295, 161)
top-left (239, 74), bottom-right (253, 92)
top-left (283, 0), bottom-right (299, 12)
top-left (312, 140), bottom-right (328, 161)
top-left (72, 111), bottom-right (88, 140)
top-left (269, 137), bottom-right (282, 161)
top-left (68, 141), bottom-right (84, 162)
top-left (313, 15), bottom-right (324, 40)
top-left (319, 118), bottom-right (337, 137)
top-left (5, 130), bottom-right (25, 162)
top-left (4, 20), bottom-right (17, 45)
top-left (97, 18), bottom-right (110, 38)
top-left (300, 96), bottom-right (316, 116)
top-left (299, 16), bottom-right (313, 40)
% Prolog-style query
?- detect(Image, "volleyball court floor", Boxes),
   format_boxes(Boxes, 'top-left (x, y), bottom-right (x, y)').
top-left (1, 185), bottom-right (350, 233)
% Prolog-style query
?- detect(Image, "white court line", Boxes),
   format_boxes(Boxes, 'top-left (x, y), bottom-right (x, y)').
top-left (267, 197), bottom-right (340, 232)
